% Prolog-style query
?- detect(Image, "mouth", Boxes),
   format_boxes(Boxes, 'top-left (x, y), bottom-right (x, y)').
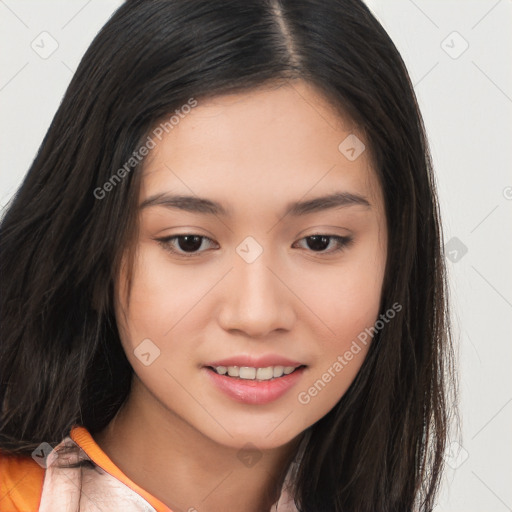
top-left (203, 362), bottom-right (308, 405)
top-left (206, 364), bottom-right (307, 381)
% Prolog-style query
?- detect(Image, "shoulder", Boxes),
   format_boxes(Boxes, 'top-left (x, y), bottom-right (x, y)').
top-left (0, 450), bottom-right (45, 512)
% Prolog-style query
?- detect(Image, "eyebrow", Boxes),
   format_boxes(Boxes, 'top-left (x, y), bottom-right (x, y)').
top-left (139, 191), bottom-right (371, 217)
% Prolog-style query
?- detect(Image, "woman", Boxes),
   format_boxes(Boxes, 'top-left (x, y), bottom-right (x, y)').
top-left (0, 0), bottom-right (458, 510)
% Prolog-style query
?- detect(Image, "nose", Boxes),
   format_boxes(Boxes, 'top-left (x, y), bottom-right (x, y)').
top-left (217, 251), bottom-right (295, 338)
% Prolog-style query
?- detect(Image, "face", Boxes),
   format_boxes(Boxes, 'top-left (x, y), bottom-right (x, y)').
top-left (114, 80), bottom-right (387, 451)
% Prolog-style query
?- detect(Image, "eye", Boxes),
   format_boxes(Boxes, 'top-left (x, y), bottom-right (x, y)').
top-left (156, 234), bottom-right (218, 256)
top-left (156, 233), bottom-right (353, 258)
top-left (292, 234), bottom-right (354, 254)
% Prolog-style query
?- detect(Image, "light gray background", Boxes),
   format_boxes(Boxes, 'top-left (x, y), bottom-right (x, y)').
top-left (1, 1), bottom-right (511, 511)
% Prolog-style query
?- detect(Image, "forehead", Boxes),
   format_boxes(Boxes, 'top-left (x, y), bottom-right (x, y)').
top-left (140, 81), bottom-right (381, 209)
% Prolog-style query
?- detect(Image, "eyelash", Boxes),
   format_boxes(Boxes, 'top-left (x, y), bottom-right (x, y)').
top-left (156, 233), bottom-right (354, 258)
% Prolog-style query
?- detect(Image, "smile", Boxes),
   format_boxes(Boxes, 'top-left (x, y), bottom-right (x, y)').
top-left (210, 365), bottom-right (302, 381)
top-left (204, 365), bottom-right (307, 405)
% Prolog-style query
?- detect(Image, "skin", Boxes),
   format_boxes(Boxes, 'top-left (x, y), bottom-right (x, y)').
top-left (94, 79), bottom-right (388, 512)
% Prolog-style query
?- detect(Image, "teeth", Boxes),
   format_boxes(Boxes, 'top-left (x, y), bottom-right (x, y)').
top-left (239, 367), bottom-right (256, 379)
top-left (256, 367), bottom-right (273, 380)
top-left (212, 365), bottom-right (300, 381)
top-left (273, 366), bottom-right (284, 378)
top-left (227, 366), bottom-right (239, 377)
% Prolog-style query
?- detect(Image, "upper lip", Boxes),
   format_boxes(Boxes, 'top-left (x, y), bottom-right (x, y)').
top-left (204, 355), bottom-right (305, 369)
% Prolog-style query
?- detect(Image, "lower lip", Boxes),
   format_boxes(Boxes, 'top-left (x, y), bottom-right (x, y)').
top-left (204, 366), bottom-right (306, 405)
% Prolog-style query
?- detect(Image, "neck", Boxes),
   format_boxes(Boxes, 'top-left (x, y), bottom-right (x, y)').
top-left (93, 376), bottom-right (304, 512)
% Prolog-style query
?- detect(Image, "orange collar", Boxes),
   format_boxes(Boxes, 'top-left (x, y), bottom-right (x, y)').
top-left (70, 426), bottom-right (173, 512)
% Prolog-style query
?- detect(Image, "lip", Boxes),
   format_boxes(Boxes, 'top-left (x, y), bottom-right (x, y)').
top-left (204, 365), bottom-right (307, 405)
top-left (204, 354), bottom-right (304, 369)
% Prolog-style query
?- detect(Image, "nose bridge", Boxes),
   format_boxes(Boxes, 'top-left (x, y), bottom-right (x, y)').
top-left (237, 250), bottom-right (277, 301)
top-left (218, 238), bottom-right (294, 336)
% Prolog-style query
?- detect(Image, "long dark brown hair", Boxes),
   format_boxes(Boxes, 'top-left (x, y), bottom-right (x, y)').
top-left (0, 0), bottom-right (459, 510)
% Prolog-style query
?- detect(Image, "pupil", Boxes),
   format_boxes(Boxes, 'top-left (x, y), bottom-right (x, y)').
top-left (307, 235), bottom-right (329, 251)
top-left (178, 235), bottom-right (202, 252)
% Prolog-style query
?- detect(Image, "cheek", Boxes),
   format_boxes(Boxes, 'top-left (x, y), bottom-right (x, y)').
top-left (294, 232), bottom-right (385, 338)
top-left (292, 237), bottom-right (385, 413)
top-left (113, 250), bottom-right (203, 407)
top-left (115, 244), bottom-right (211, 343)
